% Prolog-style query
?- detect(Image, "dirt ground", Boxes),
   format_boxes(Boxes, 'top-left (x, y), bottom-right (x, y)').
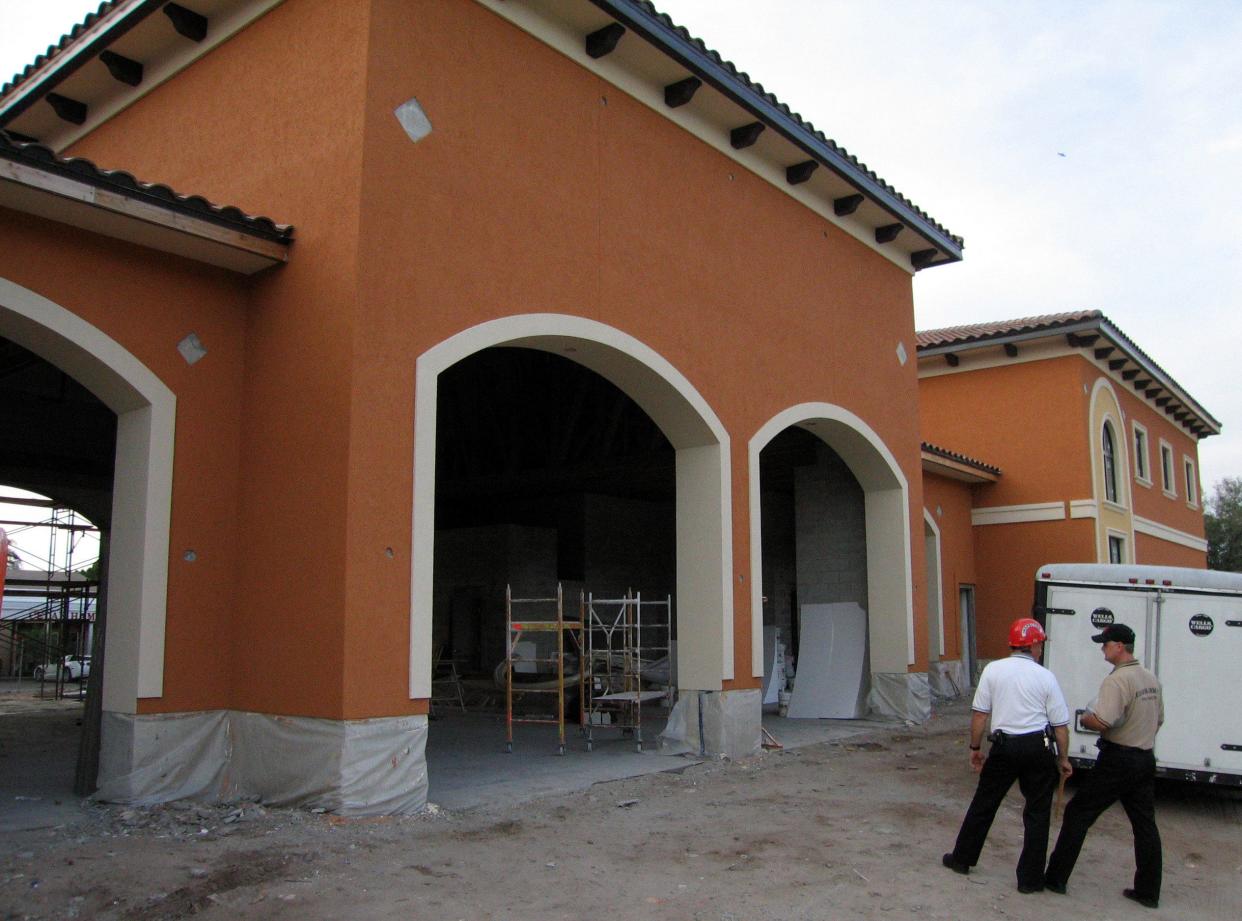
top-left (1, 698), bottom-right (1240, 921)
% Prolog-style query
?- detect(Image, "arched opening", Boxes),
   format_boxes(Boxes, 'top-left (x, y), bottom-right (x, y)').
top-left (0, 278), bottom-right (174, 800)
top-left (749, 404), bottom-right (924, 722)
top-left (411, 315), bottom-right (733, 805)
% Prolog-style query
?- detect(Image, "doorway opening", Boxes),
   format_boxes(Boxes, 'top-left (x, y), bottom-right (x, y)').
top-left (757, 426), bottom-right (870, 719)
top-left (0, 333), bottom-right (114, 800)
top-left (412, 319), bottom-right (732, 808)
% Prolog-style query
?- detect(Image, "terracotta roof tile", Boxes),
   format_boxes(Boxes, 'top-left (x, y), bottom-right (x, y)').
top-left (0, 129), bottom-right (294, 244)
top-left (1, 2), bottom-right (120, 98)
top-left (915, 309), bottom-right (1220, 435)
top-left (915, 310), bottom-right (1101, 349)
top-left (921, 442), bottom-right (1001, 476)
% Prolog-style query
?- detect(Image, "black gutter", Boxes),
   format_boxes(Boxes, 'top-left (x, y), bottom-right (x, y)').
top-left (586, 0), bottom-right (964, 264)
top-left (0, 1), bottom-right (167, 128)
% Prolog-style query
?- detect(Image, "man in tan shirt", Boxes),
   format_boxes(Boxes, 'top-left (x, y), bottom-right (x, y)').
top-left (1044, 623), bottom-right (1164, 908)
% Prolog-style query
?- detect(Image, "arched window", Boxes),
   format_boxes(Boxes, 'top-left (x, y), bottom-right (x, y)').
top-left (1102, 421), bottom-right (1118, 503)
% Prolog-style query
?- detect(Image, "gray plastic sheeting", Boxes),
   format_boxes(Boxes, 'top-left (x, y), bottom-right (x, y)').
top-left (659, 688), bottom-right (761, 760)
top-left (867, 672), bottom-right (931, 722)
top-left (97, 710), bottom-right (428, 815)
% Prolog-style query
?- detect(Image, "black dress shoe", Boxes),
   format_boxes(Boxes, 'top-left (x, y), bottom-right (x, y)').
top-left (942, 853), bottom-right (969, 875)
top-left (1017, 882), bottom-right (1044, 894)
top-left (1123, 888), bottom-right (1159, 909)
top-left (1044, 879), bottom-right (1067, 894)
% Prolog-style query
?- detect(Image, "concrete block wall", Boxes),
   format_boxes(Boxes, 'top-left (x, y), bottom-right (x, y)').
top-left (760, 486), bottom-right (797, 643)
top-left (794, 444), bottom-right (868, 610)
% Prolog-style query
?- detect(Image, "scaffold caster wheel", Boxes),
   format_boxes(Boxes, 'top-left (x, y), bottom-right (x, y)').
top-left (505, 741), bottom-right (512, 753)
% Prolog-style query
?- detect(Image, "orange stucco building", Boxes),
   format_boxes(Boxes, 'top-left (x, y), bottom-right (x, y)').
top-left (1, 0), bottom-right (970, 811)
top-left (917, 312), bottom-right (1217, 682)
top-left (0, 3), bottom-right (1216, 812)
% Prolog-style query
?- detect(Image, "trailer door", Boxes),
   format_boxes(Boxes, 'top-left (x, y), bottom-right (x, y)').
top-left (1042, 584), bottom-right (1152, 763)
top-left (1155, 593), bottom-right (1242, 776)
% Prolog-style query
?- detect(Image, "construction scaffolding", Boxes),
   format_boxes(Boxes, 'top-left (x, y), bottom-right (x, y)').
top-left (582, 591), bottom-right (673, 753)
top-left (503, 584), bottom-right (584, 755)
top-left (1, 500), bottom-right (100, 699)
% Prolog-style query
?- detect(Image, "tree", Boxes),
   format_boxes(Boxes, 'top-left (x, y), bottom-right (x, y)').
top-left (1205, 477), bottom-right (1242, 572)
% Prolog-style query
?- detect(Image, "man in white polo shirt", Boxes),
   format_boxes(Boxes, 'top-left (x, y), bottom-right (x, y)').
top-left (942, 617), bottom-right (1073, 892)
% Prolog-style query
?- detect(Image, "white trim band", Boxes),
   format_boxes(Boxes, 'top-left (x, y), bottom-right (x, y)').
top-left (1132, 516), bottom-right (1209, 552)
top-left (971, 502), bottom-right (1066, 526)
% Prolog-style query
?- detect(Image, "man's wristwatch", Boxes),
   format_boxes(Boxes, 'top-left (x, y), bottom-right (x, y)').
top-left (969, 744), bottom-right (981, 750)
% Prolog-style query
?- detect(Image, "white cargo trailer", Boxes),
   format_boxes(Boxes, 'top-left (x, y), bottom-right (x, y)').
top-left (1034, 563), bottom-right (1242, 786)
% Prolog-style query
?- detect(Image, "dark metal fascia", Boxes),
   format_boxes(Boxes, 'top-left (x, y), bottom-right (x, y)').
top-left (0, 0), bottom-right (167, 128)
top-left (584, 0), bottom-right (963, 264)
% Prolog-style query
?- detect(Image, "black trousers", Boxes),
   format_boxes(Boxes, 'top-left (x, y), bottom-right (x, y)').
top-left (949, 732), bottom-right (1058, 888)
top-left (1045, 743), bottom-right (1161, 900)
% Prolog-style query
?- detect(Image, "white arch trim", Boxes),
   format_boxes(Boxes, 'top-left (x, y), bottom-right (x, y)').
top-left (0, 277), bottom-right (174, 713)
top-left (410, 313), bottom-right (733, 697)
top-left (747, 402), bottom-right (914, 679)
top-left (1088, 378), bottom-right (1135, 560)
top-left (923, 509), bottom-right (945, 658)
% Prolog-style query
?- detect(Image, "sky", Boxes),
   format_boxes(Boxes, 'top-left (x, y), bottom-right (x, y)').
top-left (0, 0), bottom-right (1240, 499)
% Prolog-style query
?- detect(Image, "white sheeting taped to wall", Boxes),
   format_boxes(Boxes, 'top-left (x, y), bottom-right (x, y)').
top-left (97, 710), bottom-right (428, 815)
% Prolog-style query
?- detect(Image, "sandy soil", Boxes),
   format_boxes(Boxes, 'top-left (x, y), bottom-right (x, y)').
top-left (1, 698), bottom-right (1239, 920)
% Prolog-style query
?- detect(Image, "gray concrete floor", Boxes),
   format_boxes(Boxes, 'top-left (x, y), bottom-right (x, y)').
top-left (0, 695), bottom-right (89, 834)
top-left (423, 703), bottom-right (890, 811)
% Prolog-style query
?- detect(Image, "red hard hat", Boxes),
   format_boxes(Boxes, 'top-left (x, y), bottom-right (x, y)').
top-left (1009, 617), bottom-right (1046, 647)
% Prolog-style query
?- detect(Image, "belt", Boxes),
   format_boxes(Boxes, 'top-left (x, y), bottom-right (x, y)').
top-left (988, 729), bottom-right (1046, 742)
top-left (1097, 739), bottom-right (1151, 753)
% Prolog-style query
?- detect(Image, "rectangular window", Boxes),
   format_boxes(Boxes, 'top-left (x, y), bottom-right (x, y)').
top-left (1159, 441), bottom-right (1176, 497)
top-left (1184, 457), bottom-right (1198, 507)
top-left (1132, 424), bottom-right (1150, 484)
top-left (1108, 535), bottom-right (1125, 564)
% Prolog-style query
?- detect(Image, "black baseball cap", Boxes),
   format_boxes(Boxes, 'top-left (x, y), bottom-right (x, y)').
top-left (1091, 623), bottom-right (1135, 645)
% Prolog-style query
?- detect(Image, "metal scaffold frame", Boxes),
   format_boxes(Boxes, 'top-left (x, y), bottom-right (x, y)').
top-left (583, 591), bottom-right (673, 753)
top-left (504, 584), bottom-right (584, 755)
top-left (2, 500), bottom-right (99, 699)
